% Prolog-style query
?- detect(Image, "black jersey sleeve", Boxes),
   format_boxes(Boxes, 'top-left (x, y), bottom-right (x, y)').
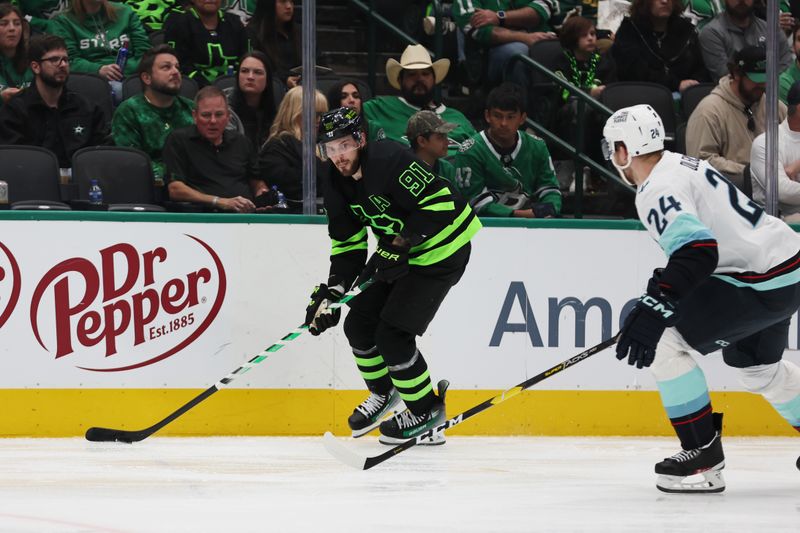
top-left (322, 175), bottom-right (368, 289)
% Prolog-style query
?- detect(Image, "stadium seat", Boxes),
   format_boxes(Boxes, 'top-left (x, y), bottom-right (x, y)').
top-left (212, 74), bottom-right (237, 92)
top-left (65, 72), bottom-right (113, 123)
top-left (71, 146), bottom-right (164, 211)
top-left (680, 82), bottom-right (715, 121)
top-left (675, 121), bottom-right (687, 155)
top-left (121, 76), bottom-right (199, 101)
top-left (600, 81), bottom-right (678, 142)
top-left (0, 146), bottom-right (70, 210)
top-left (148, 29), bottom-right (165, 46)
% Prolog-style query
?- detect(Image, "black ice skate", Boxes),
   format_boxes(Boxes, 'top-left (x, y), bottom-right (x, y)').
top-left (378, 380), bottom-right (449, 446)
top-left (348, 388), bottom-right (402, 437)
top-left (655, 413), bottom-right (725, 493)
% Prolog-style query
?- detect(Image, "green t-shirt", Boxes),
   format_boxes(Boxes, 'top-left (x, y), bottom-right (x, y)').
top-left (452, 0), bottom-right (556, 45)
top-left (112, 93), bottom-right (195, 181)
top-left (779, 61), bottom-right (800, 104)
top-left (363, 96), bottom-right (477, 157)
top-left (0, 55), bottom-right (33, 102)
top-left (50, 2), bottom-right (151, 76)
top-left (453, 130), bottom-right (562, 216)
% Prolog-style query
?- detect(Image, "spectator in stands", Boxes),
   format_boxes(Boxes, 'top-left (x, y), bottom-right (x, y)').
top-left (686, 45), bottom-right (786, 189)
top-left (223, 51), bottom-right (276, 150)
top-left (611, 0), bottom-right (709, 93)
top-left (779, 24), bottom-right (800, 104)
top-left (248, 0), bottom-right (300, 88)
top-left (163, 0), bottom-right (249, 87)
top-left (258, 85), bottom-right (328, 213)
top-left (452, 0), bottom-right (557, 87)
top-left (749, 80), bottom-right (800, 222)
top-left (699, 0), bottom-right (793, 82)
top-left (685, 0), bottom-right (794, 30)
top-left (0, 34), bottom-right (108, 167)
top-left (0, 4), bottom-right (32, 104)
top-left (407, 109), bottom-right (457, 184)
top-left (16, 0), bottom-right (63, 33)
top-left (325, 79), bottom-right (363, 115)
top-left (112, 44), bottom-right (194, 183)
top-left (555, 16), bottom-right (615, 101)
top-left (363, 44), bottom-right (476, 156)
top-left (454, 82), bottom-right (561, 218)
top-left (51, 0), bottom-right (150, 103)
top-left (163, 86), bottom-right (271, 212)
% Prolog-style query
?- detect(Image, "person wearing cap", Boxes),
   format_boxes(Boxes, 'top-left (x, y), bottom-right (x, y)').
top-left (454, 82), bottom-right (561, 218)
top-left (304, 106), bottom-right (481, 445)
top-left (407, 110), bottom-right (458, 185)
top-left (699, 0), bottom-right (792, 83)
top-left (451, 0), bottom-right (557, 87)
top-left (361, 44), bottom-right (476, 157)
top-left (686, 45), bottom-right (786, 189)
top-left (749, 79), bottom-right (800, 222)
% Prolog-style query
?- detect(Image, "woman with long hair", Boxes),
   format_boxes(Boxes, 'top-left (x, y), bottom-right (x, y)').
top-left (0, 3), bottom-right (32, 104)
top-left (258, 85), bottom-right (328, 212)
top-left (325, 79), bottom-right (364, 114)
top-left (50, 0), bottom-right (150, 102)
top-left (248, 0), bottom-right (299, 88)
top-left (226, 51), bottom-right (277, 149)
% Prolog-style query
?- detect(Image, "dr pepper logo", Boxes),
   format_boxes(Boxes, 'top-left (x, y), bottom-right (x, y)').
top-left (30, 235), bottom-right (226, 372)
top-left (0, 241), bottom-right (22, 329)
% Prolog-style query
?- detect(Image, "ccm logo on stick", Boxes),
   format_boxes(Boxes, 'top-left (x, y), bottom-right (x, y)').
top-left (30, 235), bottom-right (227, 372)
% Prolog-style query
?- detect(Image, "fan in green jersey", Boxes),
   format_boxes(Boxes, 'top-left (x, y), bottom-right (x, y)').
top-left (454, 82), bottom-right (562, 217)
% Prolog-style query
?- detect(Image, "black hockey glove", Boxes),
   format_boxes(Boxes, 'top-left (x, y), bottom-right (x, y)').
top-left (616, 275), bottom-right (679, 369)
top-left (304, 281), bottom-right (344, 336)
top-left (361, 240), bottom-right (410, 284)
top-left (532, 202), bottom-right (557, 218)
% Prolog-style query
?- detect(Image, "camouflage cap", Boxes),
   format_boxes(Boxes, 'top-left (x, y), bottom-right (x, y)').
top-left (406, 110), bottom-right (458, 141)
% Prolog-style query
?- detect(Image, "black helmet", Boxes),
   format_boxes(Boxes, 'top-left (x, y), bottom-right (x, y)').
top-left (317, 106), bottom-right (363, 144)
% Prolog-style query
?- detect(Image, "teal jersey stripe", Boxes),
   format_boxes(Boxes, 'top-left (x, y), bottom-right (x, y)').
top-left (656, 366), bottom-right (711, 419)
top-left (713, 267), bottom-right (800, 291)
top-left (659, 213), bottom-right (715, 256)
top-left (771, 393), bottom-right (800, 426)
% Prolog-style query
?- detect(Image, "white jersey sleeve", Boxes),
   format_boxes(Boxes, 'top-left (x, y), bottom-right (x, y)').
top-left (636, 151), bottom-right (800, 283)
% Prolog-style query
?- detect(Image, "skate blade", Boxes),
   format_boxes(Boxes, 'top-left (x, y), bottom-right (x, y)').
top-left (656, 469), bottom-right (725, 494)
top-left (378, 432), bottom-right (446, 446)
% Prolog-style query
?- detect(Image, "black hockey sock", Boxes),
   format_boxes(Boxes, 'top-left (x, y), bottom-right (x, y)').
top-left (352, 346), bottom-right (393, 394)
top-left (671, 404), bottom-right (716, 450)
top-left (387, 349), bottom-right (435, 415)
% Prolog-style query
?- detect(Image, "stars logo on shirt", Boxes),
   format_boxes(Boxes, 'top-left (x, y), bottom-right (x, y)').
top-left (73, 125), bottom-right (85, 135)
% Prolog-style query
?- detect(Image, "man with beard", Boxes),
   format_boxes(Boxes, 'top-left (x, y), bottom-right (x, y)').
top-left (0, 33), bottom-right (108, 168)
top-left (305, 107), bottom-right (480, 444)
top-left (699, 0), bottom-right (793, 82)
top-left (362, 44), bottom-right (476, 157)
top-left (686, 46), bottom-right (786, 189)
top-left (112, 45), bottom-right (195, 184)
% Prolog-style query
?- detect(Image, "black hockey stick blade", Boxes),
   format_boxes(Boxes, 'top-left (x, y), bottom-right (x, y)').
top-left (84, 279), bottom-right (375, 443)
top-left (323, 334), bottom-right (620, 470)
top-left (85, 385), bottom-right (219, 443)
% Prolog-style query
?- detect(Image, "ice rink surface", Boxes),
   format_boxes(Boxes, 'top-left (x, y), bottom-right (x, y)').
top-left (0, 436), bottom-right (797, 532)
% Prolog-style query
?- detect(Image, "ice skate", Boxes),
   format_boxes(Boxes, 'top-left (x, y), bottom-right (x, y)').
top-left (348, 388), bottom-right (402, 438)
top-left (655, 413), bottom-right (725, 493)
top-left (378, 380), bottom-right (448, 446)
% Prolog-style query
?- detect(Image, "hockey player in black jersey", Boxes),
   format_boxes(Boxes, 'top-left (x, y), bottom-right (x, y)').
top-left (304, 107), bottom-right (481, 444)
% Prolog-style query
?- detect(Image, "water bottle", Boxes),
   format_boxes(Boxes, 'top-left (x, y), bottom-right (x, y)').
top-left (115, 41), bottom-right (128, 73)
top-left (272, 185), bottom-right (288, 209)
top-left (226, 63), bottom-right (235, 77)
top-left (88, 179), bottom-right (104, 205)
top-left (0, 180), bottom-right (8, 205)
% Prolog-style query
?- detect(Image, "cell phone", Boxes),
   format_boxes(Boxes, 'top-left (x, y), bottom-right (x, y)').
top-left (596, 29), bottom-right (612, 40)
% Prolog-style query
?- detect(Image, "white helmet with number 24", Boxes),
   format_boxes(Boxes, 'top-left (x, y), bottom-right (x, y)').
top-left (602, 104), bottom-right (665, 184)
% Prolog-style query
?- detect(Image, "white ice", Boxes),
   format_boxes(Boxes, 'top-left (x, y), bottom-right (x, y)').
top-left (0, 436), bottom-right (797, 532)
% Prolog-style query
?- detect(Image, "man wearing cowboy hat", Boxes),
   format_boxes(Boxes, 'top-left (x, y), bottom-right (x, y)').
top-left (362, 44), bottom-right (476, 157)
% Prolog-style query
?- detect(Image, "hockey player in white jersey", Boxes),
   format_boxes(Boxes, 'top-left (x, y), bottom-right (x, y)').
top-left (603, 104), bottom-right (800, 493)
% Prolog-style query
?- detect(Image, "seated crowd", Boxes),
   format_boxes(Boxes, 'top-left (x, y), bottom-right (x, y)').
top-left (0, 0), bottom-right (797, 221)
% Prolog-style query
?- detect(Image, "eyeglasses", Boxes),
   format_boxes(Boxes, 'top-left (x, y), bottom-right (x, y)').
top-left (38, 55), bottom-right (69, 66)
top-left (744, 106), bottom-right (755, 132)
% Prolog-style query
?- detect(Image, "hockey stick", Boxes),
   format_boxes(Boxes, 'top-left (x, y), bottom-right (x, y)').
top-left (323, 333), bottom-right (620, 470)
top-left (85, 279), bottom-right (374, 443)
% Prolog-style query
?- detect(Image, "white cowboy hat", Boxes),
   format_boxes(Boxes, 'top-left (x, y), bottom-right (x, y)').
top-left (385, 44), bottom-right (450, 90)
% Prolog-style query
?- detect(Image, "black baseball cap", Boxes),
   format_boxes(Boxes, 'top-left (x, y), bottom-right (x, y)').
top-left (733, 46), bottom-right (767, 83)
